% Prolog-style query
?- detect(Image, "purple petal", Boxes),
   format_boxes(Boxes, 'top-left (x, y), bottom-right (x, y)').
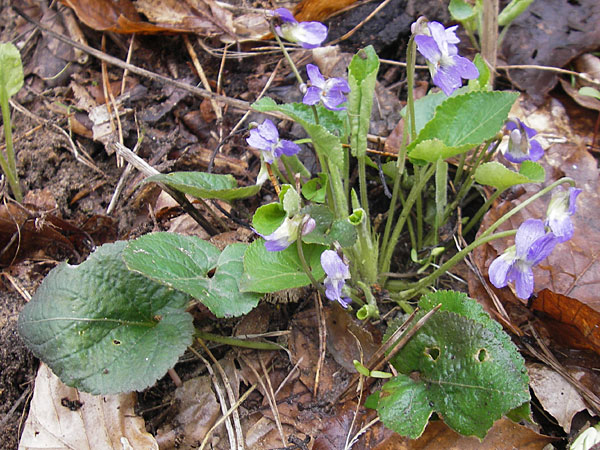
top-left (568, 188), bottom-right (582, 215)
top-left (322, 89), bottom-right (348, 110)
top-left (521, 121), bottom-right (537, 139)
top-left (443, 25), bottom-right (460, 44)
top-left (273, 8), bottom-right (296, 23)
top-left (505, 120), bottom-right (518, 132)
top-left (327, 77), bottom-right (350, 93)
top-left (303, 86), bottom-right (322, 105)
top-left (277, 139), bottom-right (301, 157)
top-left (452, 55), bottom-right (479, 79)
top-left (247, 129), bottom-right (273, 152)
top-left (488, 251), bottom-right (515, 289)
top-left (433, 66), bottom-right (462, 96)
top-left (528, 139), bottom-right (544, 161)
top-left (547, 215), bottom-right (574, 243)
top-left (514, 219), bottom-right (546, 259)
top-left (321, 250), bottom-right (350, 279)
top-left (525, 232), bottom-right (558, 265)
top-left (415, 35), bottom-right (441, 64)
top-left (510, 263), bottom-right (535, 299)
top-left (258, 119), bottom-right (279, 142)
top-left (296, 22), bottom-right (328, 48)
top-left (306, 64), bottom-right (326, 88)
top-left (264, 237), bottom-right (292, 251)
top-left (428, 21), bottom-right (451, 52)
top-left (337, 296), bottom-right (352, 308)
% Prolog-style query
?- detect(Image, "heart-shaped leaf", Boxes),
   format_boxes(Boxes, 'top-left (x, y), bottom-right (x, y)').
top-left (123, 232), bottom-right (260, 318)
top-left (475, 160), bottom-right (545, 190)
top-left (18, 241), bottom-right (194, 394)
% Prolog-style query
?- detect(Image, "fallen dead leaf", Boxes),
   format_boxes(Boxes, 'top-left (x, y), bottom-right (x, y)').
top-left (371, 418), bottom-right (555, 450)
top-left (528, 362), bottom-right (594, 433)
top-left (19, 363), bottom-right (158, 449)
top-left (531, 289), bottom-right (600, 355)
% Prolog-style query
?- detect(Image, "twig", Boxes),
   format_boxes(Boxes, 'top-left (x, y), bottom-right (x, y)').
top-left (110, 141), bottom-right (220, 235)
top-left (197, 338), bottom-right (245, 450)
top-left (274, 356), bottom-right (303, 397)
top-left (314, 292), bottom-right (326, 398)
top-left (329, 0), bottom-right (394, 45)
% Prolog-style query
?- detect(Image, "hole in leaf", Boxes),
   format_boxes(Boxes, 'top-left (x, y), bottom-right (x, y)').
top-left (476, 348), bottom-right (488, 362)
top-left (425, 347), bottom-right (440, 361)
top-left (207, 268), bottom-right (216, 278)
top-left (113, 339), bottom-right (121, 345)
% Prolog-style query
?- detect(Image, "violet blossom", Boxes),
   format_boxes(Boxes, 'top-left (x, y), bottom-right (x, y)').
top-left (272, 8), bottom-right (327, 49)
top-left (302, 64), bottom-right (350, 111)
top-left (501, 119), bottom-right (544, 163)
top-left (321, 250), bottom-right (352, 308)
top-left (414, 21), bottom-right (479, 96)
top-left (545, 186), bottom-right (581, 242)
top-left (246, 119), bottom-right (301, 164)
top-left (488, 219), bottom-right (558, 299)
top-left (256, 215), bottom-right (315, 252)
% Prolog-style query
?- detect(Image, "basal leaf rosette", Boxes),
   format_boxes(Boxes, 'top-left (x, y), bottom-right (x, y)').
top-left (18, 241), bottom-right (194, 395)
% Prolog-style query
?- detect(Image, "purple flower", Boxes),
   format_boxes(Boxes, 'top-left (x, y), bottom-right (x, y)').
top-left (545, 187), bottom-right (581, 242)
top-left (501, 119), bottom-right (544, 163)
top-left (321, 250), bottom-right (352, 308)
top-left (256, 215), bottom-right (315, 252)
top-left (246, 119), bottom-right (301, 164)
top-left (272, 8), bottom-right (327, 49)
top-left (488, 219), bottom-right (558, 299)
top-left (302, 64), bottom-right (350, 111)
top-left (414, 21), bottom-right (479, 96)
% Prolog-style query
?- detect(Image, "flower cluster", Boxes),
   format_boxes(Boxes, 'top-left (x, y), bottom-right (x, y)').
top-left (246, 119), bottom-right (301, 164)
top-left (303, 64), bottom-right (350, 111)
top-left (414, 21), bottom-right (479, 96)
top-left (321, 250), bottom-right (352, 308)
top-left (501, 119), bottom-right (544, 163)
top-left (272, 8), bottom-right (327, 49)
top-left (489, 187), bottom-right (580, 299)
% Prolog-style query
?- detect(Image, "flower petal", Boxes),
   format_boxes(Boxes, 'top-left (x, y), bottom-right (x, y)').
top-left (246, 129), bottom-right (272, 152)
top-left (321, 250), bottom-right (350, 280)
top-left (525, 232), bottom-right (558, 265)
top-left (273, 8), bottom-right (296, 23)
top-left (452, 55), bottom-right (479, 79)
top-left (488, 250), bottom-right (515, 288)
top-left (277, 139), bottom-right (301, 157)
top-left (568, 187), bottom-right (582, 215)
top-left (322, 88), bottom-right (348, 110)
top-left (303, 86), bottom-right (322, 105)
top-left (511, 263), bottom-right (535, 299)
top-left (433, 65), bottom-right (462, 96)
top-left (258, 119), bottom-right (279, 142)
top-left (415, 35), bottom-right (441, 64)
top-left (296, 22), bottom-right (328, 48)
top-left (528, 139), bottom-right (544, 161)
top-left (306, 64), bottom-right (326, 88)
top-left (514, 219), bottom-right (546, 259)
top-left (547, 215), bottom-right (574, 243)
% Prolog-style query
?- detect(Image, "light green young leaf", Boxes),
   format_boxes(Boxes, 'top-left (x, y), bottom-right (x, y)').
top-left (579, 87), bottom-right (600, 101)
top-left (302, 172), bottom-right (328, 203)
top-left (474, 160), bottom-right (545, 190)
top-left (252, 202), bottom-right (286, 235)
top-left (252, 97), bottom-right (345, 166)
top-left (145, 172), bottom-right (260, 201)
top-left (240, 240), bottom-right (326, 293)
top-left (468, 54), bottom-right (491, 91)
top-left (449, 0), bottom-right (476, 20)
top-left (498, 0), bottom-right (535, 27)
top-left (123, 232), bottom-right (260, 318)
top-left (347, 45), bottom-right (380, 158)
top-left (0, 43), bottom-right (24, 98)
top-left (408, 91), bottom-right (519, 160)
top-left (18, 241), bottom-right (194, 394)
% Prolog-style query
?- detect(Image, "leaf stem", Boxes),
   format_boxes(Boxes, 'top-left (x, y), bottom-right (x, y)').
top-left (194, 331), bottom-right (282, 350)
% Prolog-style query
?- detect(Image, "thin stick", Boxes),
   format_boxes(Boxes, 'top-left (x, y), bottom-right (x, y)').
top-left (260, 353), bottom-right (287, 445)
top-left (313, 292), bottom-right (326, 397)
top-left (274, 356), bottom-right (303, 397)
top-left (330, 0), bottom-right (393, 45)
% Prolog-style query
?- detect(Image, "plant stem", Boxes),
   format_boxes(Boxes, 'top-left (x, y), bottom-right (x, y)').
top-left (296, 232), bottom-right (326, 298)
top-left (0, 87), bottom-right (22, 202)
top-left (271, 24), bottom-right (304, 86)
top-left (462, 187), bottom-right (504, 236)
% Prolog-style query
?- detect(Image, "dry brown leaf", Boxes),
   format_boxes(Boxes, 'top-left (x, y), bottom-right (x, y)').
top-left (528, 362), bottom-right (594, 433)
top-left (370, 418), bottom-right (555, 450)
top-left (19, 363), bottom-right (158, 449)
top-left (293, 0), bottom-right (359, 22)
top-left (531, 289), bottom-right (600, 355)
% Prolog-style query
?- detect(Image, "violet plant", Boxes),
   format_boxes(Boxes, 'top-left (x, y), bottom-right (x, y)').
top-left (18, 8), bottom-right (580, 442)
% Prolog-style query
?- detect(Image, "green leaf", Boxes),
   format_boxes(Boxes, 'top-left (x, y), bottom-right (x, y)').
top-left (0, 43), bottom-right (24, 98)
top-left (402, 91), bottom-right (448, 135)
top-left (474, 160), bottom-right (545, 190)
top-left (408, 91), bottom-right (519, 161)
top-left (123, 232), bottom-right (260, 318)
top-left (348, 45), bottom-right (380, 158)
top-left (252, 202), bottom-right (286, 235)
top-left (468, 54), bottom-right (491, 91)
top-left (579, 87), bottom-right (600, 101)
top-left (252, 97), bottom-right (345, 167)
top-left (498, 0), bottom-right (535, 27)
top-left (240, 240), bottom-right (326, 293)
top-left (18, 241), bottom-right (193, 394)
top-left (303, 172), bottom-right (328, 203)
top-left (449, 0), bottom-right (476, 20)
top-left (145, 172), bottom-right (261, 201)
top-left (282, 187), bottom-right (301, 217)
top-left (381, 293), bottom-right (530, 439)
